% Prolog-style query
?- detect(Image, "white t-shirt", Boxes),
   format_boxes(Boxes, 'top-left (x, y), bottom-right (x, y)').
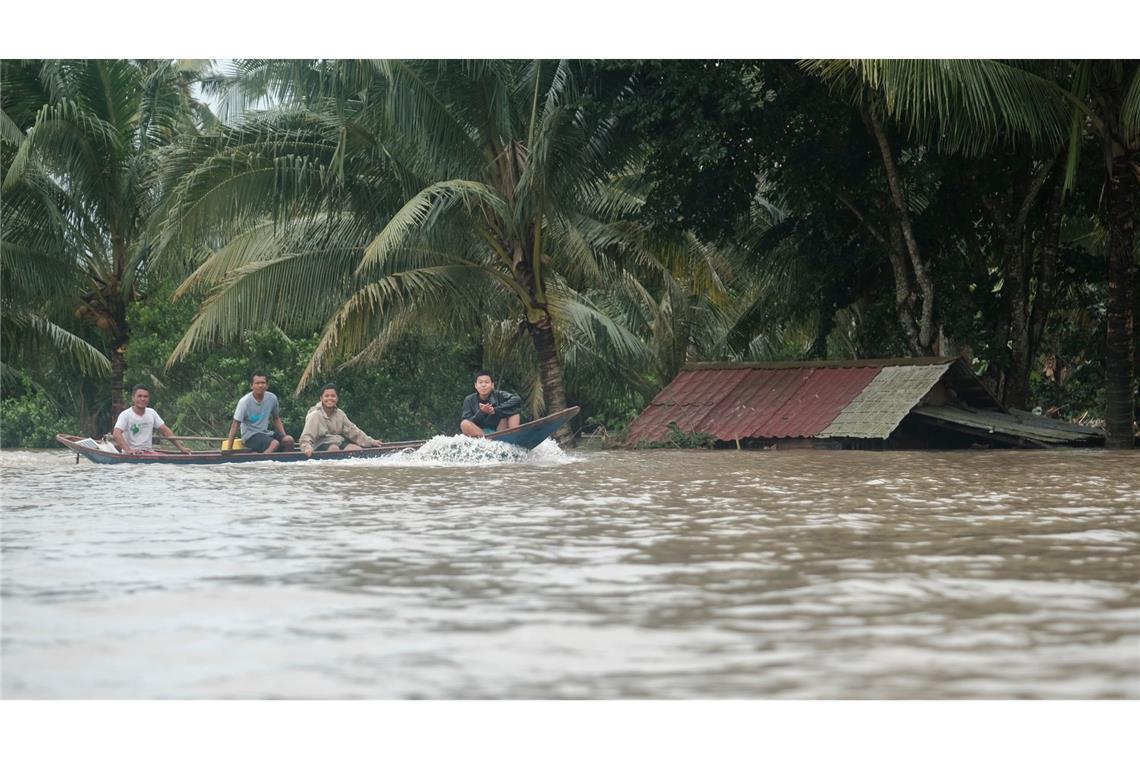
top-left (114, 407), bottom-right (165, 451)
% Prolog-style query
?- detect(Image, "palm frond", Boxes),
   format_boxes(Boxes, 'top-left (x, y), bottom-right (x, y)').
top-left (297, 263), bottom-right (499, 390)
top-left (1120, 66), bottom-right (1140, 145)
top-left (804, 59), bottom-right (1074, 155)
top-left (1, 307), bottom-right (110, 377)
top-left (357, 179), bottom-right (507, 274)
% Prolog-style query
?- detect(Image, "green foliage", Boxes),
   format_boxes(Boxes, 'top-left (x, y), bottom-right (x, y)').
top-left (631, 422), bottom-right (716, 449)
top-left (665, 422), bottom-right (716, 448)
top-left (2, 59), bottom-right (1132, 448)
top-left (579, 391), bottom-right (649, 439)
top-left (0, 379), bottom-right (78, 448)
top-left (117, 283), bottom-right (476, 440)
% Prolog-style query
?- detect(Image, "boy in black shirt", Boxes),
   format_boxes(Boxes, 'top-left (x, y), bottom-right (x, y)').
top-left (460, 370), bottom-right (522, 436)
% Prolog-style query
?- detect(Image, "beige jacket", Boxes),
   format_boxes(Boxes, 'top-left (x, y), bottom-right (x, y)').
top-left (298, 403), bottom-right (379, 453)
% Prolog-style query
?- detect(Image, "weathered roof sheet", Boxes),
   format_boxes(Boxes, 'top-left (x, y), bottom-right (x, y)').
top-left (743, 366), bottom-right (881, 438)
top-left (819, 363), bottom-right (951, 439)
top-left (624, 357), bottom-right (1097, 448)
top-left (909, 405), bottom-right (1104, 445)
top-left (625, 367), bottom-right (751, 444)
top-left (709, 367), bottom-right (816, 440)
top-left (625, 361), bottom-right (934, 444)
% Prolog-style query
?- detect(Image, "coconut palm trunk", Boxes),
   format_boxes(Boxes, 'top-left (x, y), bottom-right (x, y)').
top-left (1103, 159), bottom-right (1137, 448)
top-left (528, 314), bottom-right (566, 417)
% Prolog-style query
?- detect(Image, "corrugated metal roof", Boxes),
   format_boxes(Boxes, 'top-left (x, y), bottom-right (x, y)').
top-left (820, 363), bottom-right (950, 439)
top-left (650, 367), bottom-right (750, 405)
top-left (626, 363), bottom-right (896, 444)
top-left (623, 403), bottom-right (678, 444)
top-left (624, 358), bottom-right (1095, 448)
top-left (625, 368), bottom-right (752, 444)
top-left (909, 406), bottom-right (1104, 444)
top-left (755, 366), bottom-right (882, 438)
top-left (702, 366), bottom-right (881, 440)
top-left (709, 368), bottom-right (817, 440)
top-left (683, 357), bottom-right (955, 370)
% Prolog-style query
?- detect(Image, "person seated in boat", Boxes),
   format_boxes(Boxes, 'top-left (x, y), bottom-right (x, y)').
top-left (459, 370), bottom-right (522, 437)
top-left (298, 383), bottom-right (383, 457)
top-left (222, 371), bottom-right (295, 454)
top-left (112, 384), bottom-right (192, 455)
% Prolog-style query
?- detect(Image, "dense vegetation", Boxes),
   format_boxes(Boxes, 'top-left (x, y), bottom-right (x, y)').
top-left (2, 59), bottom-right (1136, 448)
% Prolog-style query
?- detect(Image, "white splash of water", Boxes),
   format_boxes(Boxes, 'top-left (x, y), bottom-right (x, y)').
top-left (322, 435), bottom-right (580, 468)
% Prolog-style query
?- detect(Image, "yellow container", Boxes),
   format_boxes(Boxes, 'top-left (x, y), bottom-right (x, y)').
top-left (221, 439), bottom-right (244, 451)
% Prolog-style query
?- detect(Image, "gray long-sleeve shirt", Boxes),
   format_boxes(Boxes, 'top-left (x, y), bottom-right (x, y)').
top-left (461, 389), bottom-right (522, 429)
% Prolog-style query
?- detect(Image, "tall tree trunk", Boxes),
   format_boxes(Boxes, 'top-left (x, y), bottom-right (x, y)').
top-left (982, 158), bottom-right (1057, 409)
top-left (1103, 157), bottom-right (1137, 448)
top-left (78, 396), bottom-right (101, 439)
top-left (109, 339), bottom-right (127, 422)
top-left (527, 314), bottom-right (569, 439)
top-left (834, 191), bottom-right (925, 356)
top-left (865, 105), bottom-right (937, 353)
top-left (810, 292), bottom-right (836, 359)
top-left (107, 234), bottom-right (131, 425)
top-left (886, 226), bottom-right (925, 355)
top-left (1004, 243), bottom-right (1033, 409)
top-left (1028, 182), bottom-right (1064, 364)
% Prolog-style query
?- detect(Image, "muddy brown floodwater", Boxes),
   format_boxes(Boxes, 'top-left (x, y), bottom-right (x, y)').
top-left (2, 441), bottom-right (1137, 698)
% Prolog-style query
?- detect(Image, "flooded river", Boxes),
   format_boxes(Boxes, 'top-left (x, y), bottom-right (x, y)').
top-left (2, 441), bottom-right (1137, 698)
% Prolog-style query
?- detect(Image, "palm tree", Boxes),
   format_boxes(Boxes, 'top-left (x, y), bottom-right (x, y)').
top-left (2, 59), bottom-right (213, 425)
top-left (161, 60), bottom-right (689, 419)
top-left (807, 60), bottom-right (1139, 448)
top-left (2, 95), bottom-right (110, 386)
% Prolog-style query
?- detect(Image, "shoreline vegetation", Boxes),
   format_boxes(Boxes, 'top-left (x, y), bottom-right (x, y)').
top-left (3, 59), bottom-right (1136, 450)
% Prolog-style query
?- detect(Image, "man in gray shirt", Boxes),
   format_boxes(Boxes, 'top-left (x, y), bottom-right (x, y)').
top-left (223, 371), bottom-right (295, 454)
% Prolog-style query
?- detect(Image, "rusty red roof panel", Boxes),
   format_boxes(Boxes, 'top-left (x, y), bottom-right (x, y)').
top-left (630, 368), bottom-right (751, 444)
top-left (625, 404), bottom-right (674, 443)
top-left (651, 367), bottom-right (751, 406)
top-left (709, 368), bottom-right (815, 441)
top-left (626, 364), bottom-right (884, 443)
top-left (749, 366), bottom-right (881, 438)
top-left (624, 396), bottom-right (723, 443)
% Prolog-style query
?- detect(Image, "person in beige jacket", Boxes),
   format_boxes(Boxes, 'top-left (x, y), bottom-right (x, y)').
top-left (298, 384), bottom-right (383, 457)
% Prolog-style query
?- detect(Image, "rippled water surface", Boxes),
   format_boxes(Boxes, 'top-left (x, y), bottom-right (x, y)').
top-left (2, 441), bottom-right (1138, 698)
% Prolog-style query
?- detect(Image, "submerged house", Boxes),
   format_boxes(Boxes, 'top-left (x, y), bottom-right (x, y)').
top-left (625, 357), bottom-right (1104, 449)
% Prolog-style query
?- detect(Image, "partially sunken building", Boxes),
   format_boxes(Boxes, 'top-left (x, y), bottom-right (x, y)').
top-left (625, 357), bottom-right (1103, 449)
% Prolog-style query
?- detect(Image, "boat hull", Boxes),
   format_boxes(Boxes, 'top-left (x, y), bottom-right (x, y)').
top-left (57, 407), bottom-right (579, 465)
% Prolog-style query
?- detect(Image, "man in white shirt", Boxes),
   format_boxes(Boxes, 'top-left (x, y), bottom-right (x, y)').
top-left (112, 384), bottom-right (191, 455)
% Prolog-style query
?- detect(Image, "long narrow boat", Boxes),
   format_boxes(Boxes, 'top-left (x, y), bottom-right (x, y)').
top-left (57, 406), bottom-right (579, 465)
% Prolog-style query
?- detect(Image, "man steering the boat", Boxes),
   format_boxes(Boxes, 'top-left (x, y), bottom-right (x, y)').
top-left (460, 370), bottom-right (522, 437)
top-left (298, 384), bottom-right (383, 457)
top-left (112, 385), bottom-right (192, 455)
top-left (223, 371), bottom-right (295, 454)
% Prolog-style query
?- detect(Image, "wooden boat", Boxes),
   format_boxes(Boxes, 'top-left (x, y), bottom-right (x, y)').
top-left (56, 406), bottom-right (579, 465)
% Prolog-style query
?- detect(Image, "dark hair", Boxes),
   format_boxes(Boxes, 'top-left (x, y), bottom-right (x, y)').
top-left (251, 370), bottom-right (268, 383)
top-left (131, 384), bottom-right (151, 395)
top-left (320, 383), bottom-right (338, 394)
top-left (475, 370), bottom-right (493, 381)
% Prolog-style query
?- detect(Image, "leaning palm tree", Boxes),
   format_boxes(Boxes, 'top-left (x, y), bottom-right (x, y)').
top-left (2, 59), bottom-right (213, 422)
top-left (162, 60), bottom-right (677, 416)
top-left (806, 59), bottom-right (1139, 448)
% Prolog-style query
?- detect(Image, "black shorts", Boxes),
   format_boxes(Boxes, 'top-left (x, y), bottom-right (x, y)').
top-left (245, 431), bottom-right (287, 452)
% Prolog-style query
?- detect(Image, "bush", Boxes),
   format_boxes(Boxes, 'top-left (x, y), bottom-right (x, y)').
top-left (0, 387), bottom-right (79, 448)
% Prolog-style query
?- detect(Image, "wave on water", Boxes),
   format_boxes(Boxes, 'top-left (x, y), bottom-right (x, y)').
top-left (325, 435), bottom-right (579, 467)
top-left (0, 449), bottom-right (73, 470)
